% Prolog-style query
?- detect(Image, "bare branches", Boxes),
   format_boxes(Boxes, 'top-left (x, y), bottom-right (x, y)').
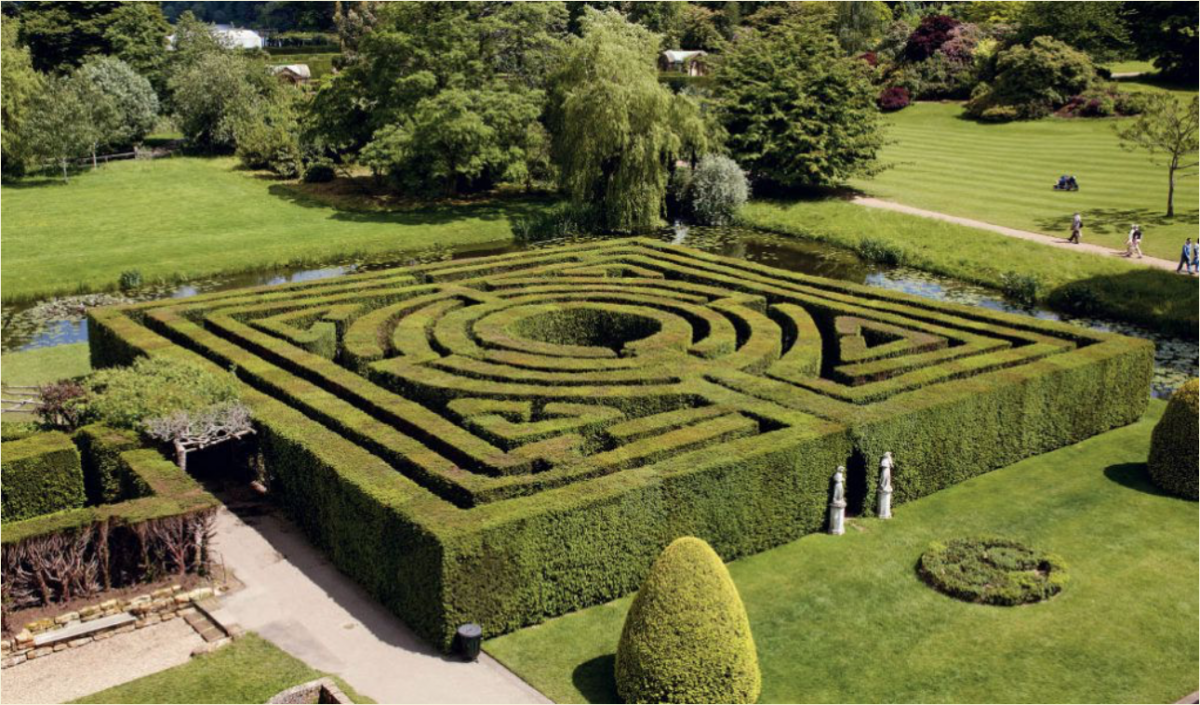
top-left (0, 511), bottom-right (217, 611)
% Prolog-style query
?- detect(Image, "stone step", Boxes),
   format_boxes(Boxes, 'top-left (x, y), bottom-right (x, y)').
top-left (32, 613), bottom-right (136, 647)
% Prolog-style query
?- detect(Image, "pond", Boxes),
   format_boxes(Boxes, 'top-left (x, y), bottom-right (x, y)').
top-left (2, 226), bottom-right (1195, 398)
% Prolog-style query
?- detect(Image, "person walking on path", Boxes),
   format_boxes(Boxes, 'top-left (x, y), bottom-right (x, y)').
top-left (1191, 241), bottom-right (1199, 275)
top-left (1069, 212), bottom-right (1083, 244)
top-left (1132, 225), bottom-right (1144, 259)
top-left (1178, 238), bottom-right (1196, 273)
top-left (1124, 224), bottom-right (1139, 257)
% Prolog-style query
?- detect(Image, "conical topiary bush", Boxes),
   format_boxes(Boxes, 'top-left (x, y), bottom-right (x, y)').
top-left (615, 537), bottom-right (760, 704)
top-left (1148, 378), bottom-right (1199, 499)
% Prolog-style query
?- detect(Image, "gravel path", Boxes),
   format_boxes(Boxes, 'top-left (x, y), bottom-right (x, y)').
top-left (208, 498), bottom-right (550, 704)
top-left (851, 196), bottom-right (1181, 272)
top-left (1, 619), bottom-right (203, 704)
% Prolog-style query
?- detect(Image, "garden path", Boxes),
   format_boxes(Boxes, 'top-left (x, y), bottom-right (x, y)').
top-left (2, 618), bottom-right (203, 704)
top-left (852, 196), bottom-right (1180, 272)
top-left (207, 494), bottom-right (550, 705)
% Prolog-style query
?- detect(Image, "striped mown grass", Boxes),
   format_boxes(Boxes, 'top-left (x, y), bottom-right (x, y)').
top-left (851, 101), bottom-right (1199, 261)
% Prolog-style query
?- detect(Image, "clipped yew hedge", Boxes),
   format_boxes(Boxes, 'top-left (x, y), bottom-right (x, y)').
top-left (84, 237), bottom-right (1152, 650)
top-left (1147, 378), bottom-right (1199, 499)
top-left (616, 537), bottom-right (760, 704)
top-left (1, 431), bottom-right (85, 523)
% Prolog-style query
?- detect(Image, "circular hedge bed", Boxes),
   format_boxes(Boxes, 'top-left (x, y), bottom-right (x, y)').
top-left (918, 537), bottom-right (1068, 606)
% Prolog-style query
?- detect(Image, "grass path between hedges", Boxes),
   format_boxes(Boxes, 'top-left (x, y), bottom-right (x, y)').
top-left (0, 157), bottom-right (544, 303)
top-left (485, 400), bottom-right (1198, 704)
top-left (848, 100), bottom-right (1199, 261)
top-left (72, 633), bottom-right (373, 704)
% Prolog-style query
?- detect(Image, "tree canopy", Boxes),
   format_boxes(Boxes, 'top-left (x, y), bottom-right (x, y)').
top-left (1015, 2), bottom-right (1131, 63)
top-left (548, 8), bottom-right (694, 231)
top-left (715, 16), bottom-right (884, 190)
top-left (1125, 1), bottom-right (1199, 82)
top-left (1, 19), bottom-right (43, 177)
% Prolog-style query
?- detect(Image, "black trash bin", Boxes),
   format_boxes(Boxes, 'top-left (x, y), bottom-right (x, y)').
top-left (456, 623), bottom-right (483, 661)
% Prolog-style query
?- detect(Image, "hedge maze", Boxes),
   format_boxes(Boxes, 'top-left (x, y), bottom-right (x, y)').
top-left (87, 238), bottom-right (1153, 648)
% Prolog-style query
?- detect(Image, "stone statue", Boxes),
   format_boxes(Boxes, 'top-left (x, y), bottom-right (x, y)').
top-left (828, 467), bottom-right (847, 535)
top-left (878, 452), bottom-right (894, 519)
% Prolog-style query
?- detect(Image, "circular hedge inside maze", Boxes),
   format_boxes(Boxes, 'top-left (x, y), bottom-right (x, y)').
top-left (918, 537), bottom-right (1068, 606)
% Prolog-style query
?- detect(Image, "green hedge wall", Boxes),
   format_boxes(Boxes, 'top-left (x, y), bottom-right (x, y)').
top-left (74, 424), bottom-right (146, 505)
top-left (85, 237), bottom-right (1153, 651)
top-left (1, 432), bottom-right (85, 523)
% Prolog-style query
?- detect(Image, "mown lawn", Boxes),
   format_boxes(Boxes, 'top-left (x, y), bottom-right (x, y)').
top-left (741, 199), bottom-right (1198, 336)
top-left (486, 401), bottom-right (1198, 704)
top-left (0, 342), bottom-right (91, 385)
top-left (72, 633), bottom-right (372, 704)
top-left (0, 157), bottom-right (544, 302)
top-left (850, 101), bottom-right (1199, 260)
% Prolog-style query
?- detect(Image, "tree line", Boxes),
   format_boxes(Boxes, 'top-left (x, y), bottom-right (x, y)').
top-left (2, 1), bottom-right (1195, 222)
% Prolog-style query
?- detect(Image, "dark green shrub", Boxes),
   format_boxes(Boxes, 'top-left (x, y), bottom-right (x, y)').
top-left (1049, 281), bottom-right (1103, 316)
top-left (616, 537), bottom-right (760, 704)
top-left (118, 269), bottom-right (143, 290)
top-left (511, 202), bottom-right (603, 242)
top-left (856, 236), bottom-right (907, 265)
top-left (84, 356), bottom-right (240, 430)
top-left (966, 36), bottom-right (1097, 121)
top-left (0, 431), bottom-right (85, 523)
top-left (1147, 378), bottom-right (1199, 499)
top-left (919, 537), bottom-right (1068, 605)
top-left (303, 160), bottom-right (336, 183)
top-left (1000, 271), bottom-right (1043, 305)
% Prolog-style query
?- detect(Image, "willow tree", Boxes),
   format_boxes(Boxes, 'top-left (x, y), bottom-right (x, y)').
top-left (548, 8), bottom-right (701, 232)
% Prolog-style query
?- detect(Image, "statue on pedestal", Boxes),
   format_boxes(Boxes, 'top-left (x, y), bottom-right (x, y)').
top-left (828, 466), bottom-right (847, 535)
top-left (878, 452), bottom-right (894, 519)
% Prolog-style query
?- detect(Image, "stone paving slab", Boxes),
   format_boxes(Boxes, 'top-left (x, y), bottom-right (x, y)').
top-left (32, 613), bottom-right (137, 647)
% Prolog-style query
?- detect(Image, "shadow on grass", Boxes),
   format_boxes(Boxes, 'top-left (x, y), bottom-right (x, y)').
top-left (1103, 462), bottom-right (1172, 497)
top-left (266, 182), bottom-right (556, 226)
top-left (1035, 207), bottom-right (1200, 238)
top-left (572, 653), bottom-right (619, 704)
top-left (1046, 267), bottom-right (1199, 338)
top-left (2, 173), bottom-right (76, 190)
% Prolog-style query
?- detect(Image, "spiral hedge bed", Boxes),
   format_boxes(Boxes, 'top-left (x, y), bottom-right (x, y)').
top-left (86, 237), bottom-right (1151, 649)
